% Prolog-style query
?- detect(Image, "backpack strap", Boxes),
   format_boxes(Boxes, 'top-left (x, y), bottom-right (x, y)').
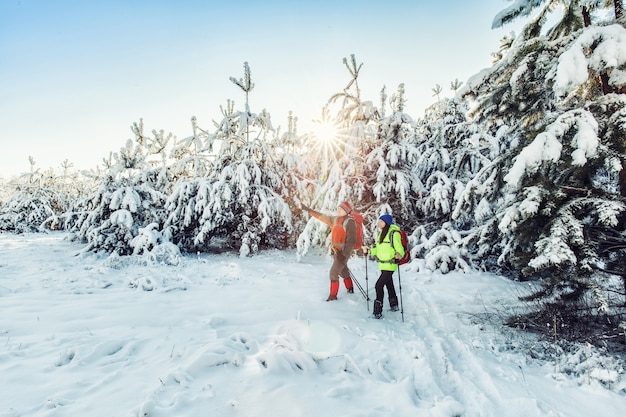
top-left (390, 230), bottom-right (397, 251)
top-left (390, 230), bottom-right (404, 257)
top-left (342, 215), bottom-right (357, 245)
top-left (342, 215), bottom-right (355, 229)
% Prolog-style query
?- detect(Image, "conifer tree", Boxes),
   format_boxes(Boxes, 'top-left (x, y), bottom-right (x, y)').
top-left (0, 158), bottom-right (73, 233)
top-left (296, 54), bottom-right (380, 257)
top-left (273, 112), bottom-right (314, 242)
top-left (169, 116), bottom-right (214, 179)
top-left (458, 0), bottom-right (626, 330)
top-left (365, 83), bottom-right (422, 229)
top-left (66, 125), bottom-right (170, 255)
top-left (412, 94), bottom-right (496, 273)
top-left (165, 62), bottom-right (293, 256)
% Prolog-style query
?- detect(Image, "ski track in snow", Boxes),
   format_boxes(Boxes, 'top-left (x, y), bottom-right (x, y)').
top-left (409, 277), bottom-right (547, 416)
top-left (1, 233), bottom-right (625, 417)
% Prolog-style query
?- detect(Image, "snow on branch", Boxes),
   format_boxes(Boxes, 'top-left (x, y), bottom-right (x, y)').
top-left (528, 234), bottom-right (578, 270)
top-left (498, 186), bottom-right (544, 234)
top-left (491, 0), bottom-right (544, 29)
top-left (527, 197), bottom-right (625, 272)
top-left (504, 109), bottom-right (599, 187)
top-left (553, 24), bottom-right (626, 97)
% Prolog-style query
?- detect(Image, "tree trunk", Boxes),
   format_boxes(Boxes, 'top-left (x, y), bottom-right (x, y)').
top-left (600, 73), bottom-right (614, 94)
top-left (620, 161), bottom-right (626, 197)
top-left (618, 0), bottom-right (626, 94)
top-left (582, 6), bottom-right (592, 27)
top-left (621, 158), bottom-right (626, 306)
top-left (584, 6), bottom-right (612, 93)
top-left (623, 273), bottom-right (626, 307)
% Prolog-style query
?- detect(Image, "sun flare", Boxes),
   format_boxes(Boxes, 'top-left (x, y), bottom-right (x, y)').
top-left (309, 119), bottom-right (344, 166)
top-left (311, 121), bottom-right (339, 145)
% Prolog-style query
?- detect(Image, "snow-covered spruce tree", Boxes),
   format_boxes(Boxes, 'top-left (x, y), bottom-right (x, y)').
top-left (360, 81), bottom-right (430, 269)
top-left (366, 83), bottom-right (422, 227)
top-left (165, 62), bottom-right (293, 256)
top-left (296, 54), bottom-right (380, 256)
top-left (0, 158), bottom-right (83, 233)
top-left (449, 2), bottom-right (571, 274)
top-left (66, 124), bottom-right (170, 255)
top-left (454, 1), bottom-right (596, 273)
top-left (458, 1), bottom-right (626, 341)
top-left (410, 92), bottom-right (498, 274)
top-left (169, 116), bottom-right (215, 179)
top-left (272, 112), bottom-right (316, 246)
top-left (158, 115), bottom-right (219, 252)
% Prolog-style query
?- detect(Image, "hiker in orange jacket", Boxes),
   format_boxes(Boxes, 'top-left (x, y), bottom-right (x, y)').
top-left (302, 201), bottom-right (355, 301)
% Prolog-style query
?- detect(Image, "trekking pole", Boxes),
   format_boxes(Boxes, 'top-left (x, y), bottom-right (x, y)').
top-left (397, 265), bottom-right (404, 322)
top-left (365, 254), bottom-right (369, 311)
top-left (349, 270), bottom-right (369, 309)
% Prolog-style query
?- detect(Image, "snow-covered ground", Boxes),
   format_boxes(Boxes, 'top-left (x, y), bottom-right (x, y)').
top-left (1, 232), bottom-right (625, 417)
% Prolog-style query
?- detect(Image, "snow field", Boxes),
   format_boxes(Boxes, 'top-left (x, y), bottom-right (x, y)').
top-left (1, 233), bottom-right (625, 417)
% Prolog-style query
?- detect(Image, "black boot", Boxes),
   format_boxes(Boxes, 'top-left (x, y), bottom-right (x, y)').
top-left (389, 297), bottom-right (398, 311)
top-left (373, 300), bottom-right (383, 319)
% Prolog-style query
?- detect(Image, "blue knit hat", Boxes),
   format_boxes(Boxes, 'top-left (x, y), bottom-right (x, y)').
top-left (379, 214), bottom-right (393, 226)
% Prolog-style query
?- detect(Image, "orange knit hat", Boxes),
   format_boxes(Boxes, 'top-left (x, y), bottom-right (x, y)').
top-left (338, 201), bottom-right (352, 213)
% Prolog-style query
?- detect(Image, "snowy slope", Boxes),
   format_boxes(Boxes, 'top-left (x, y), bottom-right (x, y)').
top-left (1, 233), bottom-right (625, 417)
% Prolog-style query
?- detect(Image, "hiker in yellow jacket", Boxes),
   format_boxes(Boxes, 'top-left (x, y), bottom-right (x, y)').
top-left (363, 214), bottom-right (403, 319)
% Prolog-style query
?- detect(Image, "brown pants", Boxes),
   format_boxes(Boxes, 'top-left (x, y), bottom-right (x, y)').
top-left (327, 253), bottom-right (354, 297)
top-left (329, 253), bottom-right (351, 282)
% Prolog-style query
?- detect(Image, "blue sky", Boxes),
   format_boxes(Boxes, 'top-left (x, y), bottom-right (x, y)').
top-left (0, 0), bottom-right (520, 178)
